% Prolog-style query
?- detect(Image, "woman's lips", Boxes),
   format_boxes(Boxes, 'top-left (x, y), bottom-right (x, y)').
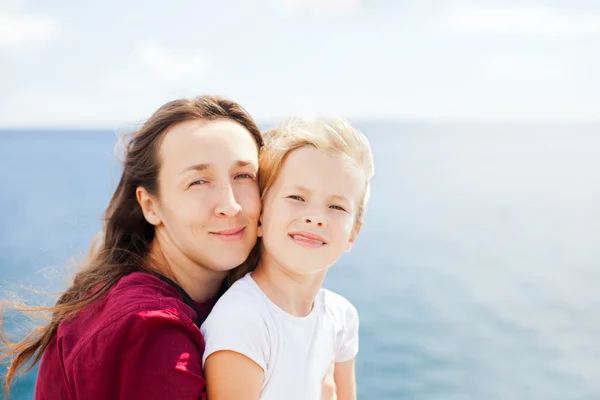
top-left (210, 227), bottom-right (246, 241)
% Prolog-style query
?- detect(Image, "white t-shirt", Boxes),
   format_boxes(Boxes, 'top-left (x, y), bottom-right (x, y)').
top-left (201, 273), bottom-right (359, 400)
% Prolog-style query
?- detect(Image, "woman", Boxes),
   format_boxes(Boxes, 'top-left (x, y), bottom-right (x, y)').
top-left (0, 95), bottom-right (264, 399)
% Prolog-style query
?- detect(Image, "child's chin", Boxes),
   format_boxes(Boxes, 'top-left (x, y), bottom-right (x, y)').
top-left (284, 264), bottom-right (329, 276)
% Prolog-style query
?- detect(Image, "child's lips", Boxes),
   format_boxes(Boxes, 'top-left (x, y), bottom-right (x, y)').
top-left (288, 232), bottom-right (327, 247)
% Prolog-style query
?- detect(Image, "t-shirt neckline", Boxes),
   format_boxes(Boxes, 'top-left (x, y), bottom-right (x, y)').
top-left (245, 272), bottom-right (321, 323)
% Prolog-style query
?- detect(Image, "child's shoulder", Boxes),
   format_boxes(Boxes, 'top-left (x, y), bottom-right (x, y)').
top-left (319, 288), bottom-right (358, 322)
top-left (319, 289), bottom-right (360, 362)
top-left (218, 273), bottom-right (263, 303)
top-left (203, 273), bottom-right (268, 322)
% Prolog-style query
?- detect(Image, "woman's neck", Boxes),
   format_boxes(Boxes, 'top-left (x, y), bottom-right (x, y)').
top-left (251, 254), bottom-right (327, 317)
top-left (147, 235), bottom-right (226, 303)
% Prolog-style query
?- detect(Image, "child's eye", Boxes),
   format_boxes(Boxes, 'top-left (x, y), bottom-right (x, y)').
top-left (330, 205), bottom-right (347, 212)
top-left (235, 173), bottom-right (255, 180)
top-left (190, 179), bottom-right (208, 187)
top-left (288, 195), bottom-right (304, 201)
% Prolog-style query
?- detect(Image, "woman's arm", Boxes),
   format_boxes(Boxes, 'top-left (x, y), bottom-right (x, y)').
top-left (334, 358), bottom-right (356, 400)
top-left (204, 350), bottom-right (263, 400)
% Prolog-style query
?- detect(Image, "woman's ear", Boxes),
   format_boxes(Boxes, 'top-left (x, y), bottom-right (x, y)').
top-left (136, 186), bottom-right (162, 226)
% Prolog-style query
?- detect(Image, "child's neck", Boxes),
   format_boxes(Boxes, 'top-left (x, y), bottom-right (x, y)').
top-left (252, 256), bottom-right (327, 318)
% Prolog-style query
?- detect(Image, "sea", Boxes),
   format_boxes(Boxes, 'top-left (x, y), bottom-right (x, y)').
top-left (1, 122), bottom-right (599, 399)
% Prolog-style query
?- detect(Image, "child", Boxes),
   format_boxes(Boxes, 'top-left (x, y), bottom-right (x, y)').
top-left (201, 117), bottom-right (374, 400)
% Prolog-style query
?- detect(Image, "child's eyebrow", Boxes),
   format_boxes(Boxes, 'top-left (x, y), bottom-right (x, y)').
top-left (286, 184), bottom-right (312, 194)
top-left (330, 194), bottom-right (350, 203)
top-left (288, 185), bottom-right (350, 203)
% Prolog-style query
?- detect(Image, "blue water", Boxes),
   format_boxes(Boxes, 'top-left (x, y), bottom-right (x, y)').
top-left (1, 124), bottom-right (600, 399)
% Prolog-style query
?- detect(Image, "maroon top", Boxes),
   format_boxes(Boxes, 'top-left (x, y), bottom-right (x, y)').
top-left (35, 272), bottom-right (215, 400)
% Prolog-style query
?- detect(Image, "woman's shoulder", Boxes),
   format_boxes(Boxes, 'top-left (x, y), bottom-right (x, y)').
top-left (58, 272), bottom-right (201, 364)
top-left (102, 271), bottom-right (197, 322)
top-left (40, 272), bottom-right (208, 399)
top-left (110, 271), bottom-right (181, 301)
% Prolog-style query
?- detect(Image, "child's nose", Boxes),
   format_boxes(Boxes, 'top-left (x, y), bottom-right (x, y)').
top-left (303, 216), bottom-right (325, 227)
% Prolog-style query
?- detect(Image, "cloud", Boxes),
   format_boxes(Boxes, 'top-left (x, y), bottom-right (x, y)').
top-left (446, 6), bottom-right (600, 37)
top-left (280, 0), bottom-right (361, 15)
top-left (0, 41), bottom-right (211, 127)
top-left (481, 53), bottom-right (567, 81)
top-left (486, 55), bottom-right (516, 75)
top-left (105, 41), bottom-right (209, 93)
top-left (0, 86), bottom-right (102, 127)
top-left (0, 12), bottom-right (60, 49)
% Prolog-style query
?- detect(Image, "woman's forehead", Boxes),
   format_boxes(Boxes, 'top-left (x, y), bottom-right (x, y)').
top-left (159, 120), bottom-right (259, 173)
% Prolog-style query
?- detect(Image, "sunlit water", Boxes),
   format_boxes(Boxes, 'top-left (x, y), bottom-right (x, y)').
top-left (1, 123), bottom-right (599, 399)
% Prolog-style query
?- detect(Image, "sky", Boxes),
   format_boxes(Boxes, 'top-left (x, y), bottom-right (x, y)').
top-left (0, 0), bottom-right (599, 128)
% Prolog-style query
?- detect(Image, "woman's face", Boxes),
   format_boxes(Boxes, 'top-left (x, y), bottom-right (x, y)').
top-left (148, 119), bottom-right (261, 273)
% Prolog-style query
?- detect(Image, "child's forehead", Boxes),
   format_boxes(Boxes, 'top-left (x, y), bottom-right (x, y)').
top-left (277, 147), bottom-right (365, 199)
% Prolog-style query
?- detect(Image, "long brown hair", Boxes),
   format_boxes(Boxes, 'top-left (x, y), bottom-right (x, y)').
top-left (0, 95), bottom-right (263, 397)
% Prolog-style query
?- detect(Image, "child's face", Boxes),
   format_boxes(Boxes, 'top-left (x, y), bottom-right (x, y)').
top-left (258, 146), bottom-right (364, 276)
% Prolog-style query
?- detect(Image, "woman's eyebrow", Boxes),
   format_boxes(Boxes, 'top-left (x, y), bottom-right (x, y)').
top-left (180, 160), bottom-right (256, 175)
top-left (180, 163), bottom-right (210, 174)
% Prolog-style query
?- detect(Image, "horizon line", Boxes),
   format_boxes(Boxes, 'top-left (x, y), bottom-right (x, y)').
top-left (1, 117), bottom-right (600, 132)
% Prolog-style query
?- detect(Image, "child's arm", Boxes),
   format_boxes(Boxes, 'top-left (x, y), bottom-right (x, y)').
top-left (322, 360), bottom-right (337, 400)
top-left (334, 358), bottom-right (357, 400)
top-left (331, 295), bottom-right (359, 400)
top-left (204, 350), bottom-right (263, 400)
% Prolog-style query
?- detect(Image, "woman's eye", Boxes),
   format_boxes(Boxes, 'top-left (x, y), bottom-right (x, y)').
top-left (288, 195), bottom-right (304, 201)
top-left (190, 179), bottom-right (207, 187)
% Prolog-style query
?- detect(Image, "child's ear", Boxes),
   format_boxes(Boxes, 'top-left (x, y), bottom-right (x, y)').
top-left (257, 214), bottom-right (264, 237)
top-left (344, 221), bottom-right (362, 252)
top-left (136, 186), bottom-right (162, 226)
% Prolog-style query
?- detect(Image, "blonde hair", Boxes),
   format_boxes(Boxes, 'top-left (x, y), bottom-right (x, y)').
top-left (259, 116), bottom-right (374, 223)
